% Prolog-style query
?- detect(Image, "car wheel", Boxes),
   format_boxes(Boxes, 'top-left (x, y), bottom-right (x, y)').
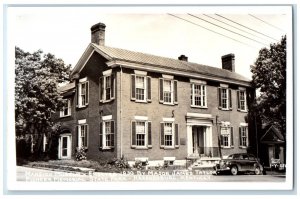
top-left (230, 166), bottom-right (238, 175)
top-left (254, 167), bottom-right (261, 175)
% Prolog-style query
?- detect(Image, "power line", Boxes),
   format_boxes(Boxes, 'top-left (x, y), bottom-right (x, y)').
top-left (215, 14), bottom-right (278, 42)
top-left (188, 14), bottom-right (269, 46)
top-left (249, 14), bottom-right (284, 32)
top-left (167, 14), bottom-right (258, 49)
top-left (203, 14), bottom-right (274, 43)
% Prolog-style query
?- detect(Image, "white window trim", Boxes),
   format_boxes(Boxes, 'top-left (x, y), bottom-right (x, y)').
top-left (240, 123), bottom-right (248, 127)
top-left (221, 87), bottom-right (230, 110)
top-left (190, 79), bottom-right (207, 85)
top-left (134, 116), bottom-right (148, 121)
top-left (162, 79), bottom-right (174, 105)
top-left (60, 99), bottom-right (71, 117)
top-left (239, 90), bottom-right (247, 112)
top-left (163, 117), bottom-right (175, 122)
top-left (191, 83), bottom-right (207, 108)
top-left (78, 124), bottom-right (88, 149)
top-left (102, 120), bottom-right (114, 149)
top-left (43, 133), bottom-right (47, 152)
top-left (162, 74), bottom-right (174, 79)
top-left (163, 122), bottom-right (175, 149)
top-left (79, 77), bottom-right (87, 83)
top-left (220, 83), bottom-right (229, 88)
top-left (135, 75), bottom-right (147, 103)
top-left (135, 120), bottom-right (148, 149)
top-left (102, 115), bottom-right (112, 121)
top-left (78, 80), bottom-right (88, 108)
top-left (78, 119), bottom-right (86, 124)
top-left (103, 69), bottom-right (112, 76)
top-left (240, 126), bottom-right (249, 148)
top-left (220, 126), bottom-right (231, 148)
top-left (102, 75), bottom-right (113, 103)
top-left (134, 70), bottom-right (147, 76)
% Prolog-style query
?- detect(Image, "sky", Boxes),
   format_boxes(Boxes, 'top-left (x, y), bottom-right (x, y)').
top-left (9, 6), bottom-right (291, 79)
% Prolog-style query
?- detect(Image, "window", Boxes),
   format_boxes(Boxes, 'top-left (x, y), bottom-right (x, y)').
top-left (60, 99), bottom-right (71, 117)
top-left (43, 133), bottom-right (48, 152)
top-left (131, 73), bottom-right (151, 102)
top-left (77, 124), bottom-right (88, 148)
top-left (220, 126), bottom-right (234, 148)
top-left (131, 119), bottom-right (152, 149)
top-left (160, 120), bottom-right (179, 149)
top-left (100, 118), bottom-right (115, 149)
top-left (77, 78), bottom-right (89, 108)
top-left (218, 86), bottom-right (232, 110)
top-left (239, 126), bottom-right (248, 147)
top-left (191, 83), bottom-right (207, 107)
top-left (99, 71), bottom-right (115, 103)
top-left (159, 76), bottom-right (178, 105)
top-left (237, 89), bottom-right (247, 111)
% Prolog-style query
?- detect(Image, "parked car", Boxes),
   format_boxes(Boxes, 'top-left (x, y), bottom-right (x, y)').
top-left (214, 153), bottom-right (263, 175)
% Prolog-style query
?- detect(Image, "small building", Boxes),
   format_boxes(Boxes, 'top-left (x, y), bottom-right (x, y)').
top-left (53, 22), bottom-right (255, 166)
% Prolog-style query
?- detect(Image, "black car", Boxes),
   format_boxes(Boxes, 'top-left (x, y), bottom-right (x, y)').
top-left (214, 153), bottom-right (263, 175)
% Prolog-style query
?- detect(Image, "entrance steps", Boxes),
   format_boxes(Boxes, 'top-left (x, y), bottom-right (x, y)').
top-left (187, 156), bottom-right (221, 170)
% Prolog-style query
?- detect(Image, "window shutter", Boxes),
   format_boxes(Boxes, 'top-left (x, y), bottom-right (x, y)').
top-left (131, 121), bottom-right (136, 148)
top-left (148, 121), bottom-right (152, 148)
top-left (76, 84), bottom-right (79, 107)
top-left (99, 77), bottom-right (104, 102)
top-left (230, 127), bottom-right (234, 147)
top-left (246, 127), bottom-right (249, 147)
top-left (147, 76), bottom-right (151, 102)
top-left (111, 74), bottom-right (115, 100)
top-left (111, 120), bottom-right (115, 148)
top-left (229, 89), bottom-right (232, 110)
top-left (99, 122), bottom-right (103, 149)
top-left (190, 84), bottom-right (193, 105)
top-left (237, 90), bottom-right (240, 110)
top-left (239, 127), bottom-right (242, 147)
top-left (220, 135), bottom-right (224, 148)
top-left (85, 81), bottom-right (89, 105)
top-left (131, 74), bottom-right (136, 100)
top-left (159, 78), bottom-right (164, 103)
top-left (175, 123), bottom-right (179, 148)
top-left (218, 87), bottom-right (222, 109)
top-left (160, 122), bottom-right (165, 148)
top-left (85, 124), bottom-right (89, 148)
top-left (77, 125), bottom-right (80, 148)
top-left (174, 80), bottom-right (178, 104)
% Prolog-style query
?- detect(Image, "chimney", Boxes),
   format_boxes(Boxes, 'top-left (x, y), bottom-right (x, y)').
top-left (178, 55), bottom-right (188, 62)
top-left (91, 22), bottom-right (106, 46)
top-left (221, 53), bottom-right (235, 72)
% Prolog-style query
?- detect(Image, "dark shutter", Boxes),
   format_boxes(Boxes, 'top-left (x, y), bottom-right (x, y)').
top-left (111, 120), bottom-right (115, 148)
top-left (229, 89), bottom-right (232, 110)
top-left (99, 122), bottom-right (103, 149)
top-left (230, 127), bottom-right (234, 147)
top-left (218, 87), bottom-right (222, 109)
top-left (85, 124), bottom-right (89, 148)
top-left (160, 122), bottom-right (165, 148)
top-left (76, 84), bottom-right (79, 107)
top-left (147, 76), bottom-right (151, 102)
top-left (131, 121), bottom-right (136, 148)
top-left (85, 81), bottom-right (89, 105)
top-left (220, 135), bottom-right (224, 147)
top-left (148, 121), bottom-right (152, 148)
top-left (111, 74), bottom-right (115, 100)
top-left (131, 74), bottom-right (136, 100)
top-left (190, 84), bottom-right (193, 105)
top-left (76, 125), bottom-right (79, 148)
top-left (99, 77), bottom-right (103, 102)
top-left (237, 90), bottom-right (240, 110)
top-left (239, 127), bottom-right (242, 147)
top-left (175, 123), bottom-right (179, 148)
top-left (159, 78), bottom-right (164, 103)
top-left (174, 80), bottom-right (178, 104)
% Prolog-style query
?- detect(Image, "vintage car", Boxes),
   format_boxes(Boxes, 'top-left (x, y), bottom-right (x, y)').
top-left (214, 153), bottom-right (264, 175)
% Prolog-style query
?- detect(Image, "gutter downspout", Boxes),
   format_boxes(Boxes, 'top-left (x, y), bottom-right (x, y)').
top-left (120, 65), bottom-right (123, 158)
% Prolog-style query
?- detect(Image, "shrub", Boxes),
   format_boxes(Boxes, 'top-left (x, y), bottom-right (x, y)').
top-left (75, 147), bottom-right (87, 161)
top-left (114, 157), bottom-right (130, 169)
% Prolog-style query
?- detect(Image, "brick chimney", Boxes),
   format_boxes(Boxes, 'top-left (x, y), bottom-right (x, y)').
top-left (221, 53), bottom-right (235, 72)
top-left (91, 22), bottom-right (106, 46)
top-left (178, 55), bottom-right (188, 62)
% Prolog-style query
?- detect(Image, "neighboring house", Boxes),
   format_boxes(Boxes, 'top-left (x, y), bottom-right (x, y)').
top-left (53, 22), bottom-right (255, 166)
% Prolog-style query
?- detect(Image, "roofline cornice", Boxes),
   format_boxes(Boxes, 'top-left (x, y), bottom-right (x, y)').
top-left (106, 60), bottom-right (251, 87)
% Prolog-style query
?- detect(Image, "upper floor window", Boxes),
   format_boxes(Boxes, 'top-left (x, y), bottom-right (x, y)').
top-left (100, 69), bottom-right (115, 103)
top-left (239, 124), bottom-right (248, 148)
top-left (131, 71), bottom-right (151, 103)
top-left (237, 88), bottom-right (247, 112)
top-left (77, 119), bottom-right (88, 149)
top-left (220, 125), bottom-right (234, 148)
top-left (76, 77), bottom-right (89, 108)
top-left (131, 116), bottom-right (152, 149)
top-left (190, 80), bottom-right (207, 108)
top-left (218, 84), bottom-right (232, 110)
top-left (160, 118), bottom-right (179, 149)
top-left (60, 99), bottom-right (71, 117)
top-left (159, 75), bottom-right (178, 105)
top-left (99, 115), bottom-right (115, 150)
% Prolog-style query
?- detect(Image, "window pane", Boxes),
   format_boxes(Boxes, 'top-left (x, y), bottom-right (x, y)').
top-left (164, 123), bottom-right (173, 146)
top-left (221, 88), bottom-right (228, 108)
top-left (136, 76), bottom-right (145, 88)
top-left (163, 80), bottom-right (171, 91)
top-left (136, 122), bottom-right (146, 146)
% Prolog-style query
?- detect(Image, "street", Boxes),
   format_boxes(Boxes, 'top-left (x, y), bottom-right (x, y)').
top-left (17, 166), bottom-right (286, 182)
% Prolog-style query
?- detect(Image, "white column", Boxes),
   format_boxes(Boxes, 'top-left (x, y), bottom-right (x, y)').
top-left (187, 125), bottom-right (193, 156)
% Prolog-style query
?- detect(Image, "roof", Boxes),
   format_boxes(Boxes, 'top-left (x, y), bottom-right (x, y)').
top-left (260, 125), bottom-right (285, 144)
top-left (71, 43), bottom-right (251, 86)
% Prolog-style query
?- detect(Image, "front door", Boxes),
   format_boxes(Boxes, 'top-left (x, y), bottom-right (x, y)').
top-left (192, 126), bottom-right (205, 155)
top-left (58, 134), bottom-right (71, 159)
